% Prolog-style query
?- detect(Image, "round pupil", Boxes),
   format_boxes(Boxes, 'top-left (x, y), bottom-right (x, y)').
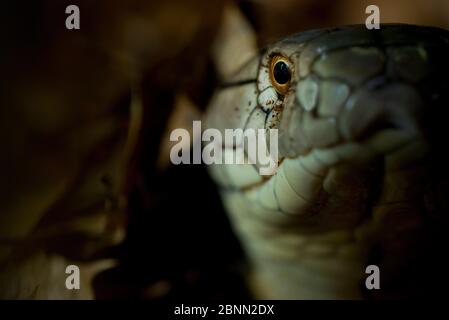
top-left (273, 61), bottom-right (291, 85)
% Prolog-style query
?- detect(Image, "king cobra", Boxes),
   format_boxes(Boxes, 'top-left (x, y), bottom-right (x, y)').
top-left (204, 24), bottom-right (449, 299)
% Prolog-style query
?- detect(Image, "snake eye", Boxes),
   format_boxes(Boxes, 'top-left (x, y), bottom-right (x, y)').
top-left (270, 55), bottom-right (292, 95)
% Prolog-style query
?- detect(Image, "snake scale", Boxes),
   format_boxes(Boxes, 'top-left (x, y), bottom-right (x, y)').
top-left (204, 24), bottom-right (449, 299)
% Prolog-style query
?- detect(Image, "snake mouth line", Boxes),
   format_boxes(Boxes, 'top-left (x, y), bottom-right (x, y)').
top-left (295, 130), bottom-right (426, 171)
top-left (235, 131), bottom-right (427, 222)
top-left (236, 128), bottom-right (427, 195)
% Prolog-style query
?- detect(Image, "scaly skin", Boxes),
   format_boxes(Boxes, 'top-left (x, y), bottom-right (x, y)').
top-left (204, 25), bottom-right (449, 299)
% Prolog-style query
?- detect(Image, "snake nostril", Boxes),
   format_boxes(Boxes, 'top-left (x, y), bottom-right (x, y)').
top-left (340, 83), bottom-right (423, 141)
top-left (353, 116), bottom-right (402, 141)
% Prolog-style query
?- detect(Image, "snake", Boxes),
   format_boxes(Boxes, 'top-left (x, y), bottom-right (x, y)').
top-left (204, 24), bottom-right (449, 299)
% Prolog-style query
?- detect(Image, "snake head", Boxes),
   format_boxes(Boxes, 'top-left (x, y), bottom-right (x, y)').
top-left (205, 24), bottom-right (449, 298)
